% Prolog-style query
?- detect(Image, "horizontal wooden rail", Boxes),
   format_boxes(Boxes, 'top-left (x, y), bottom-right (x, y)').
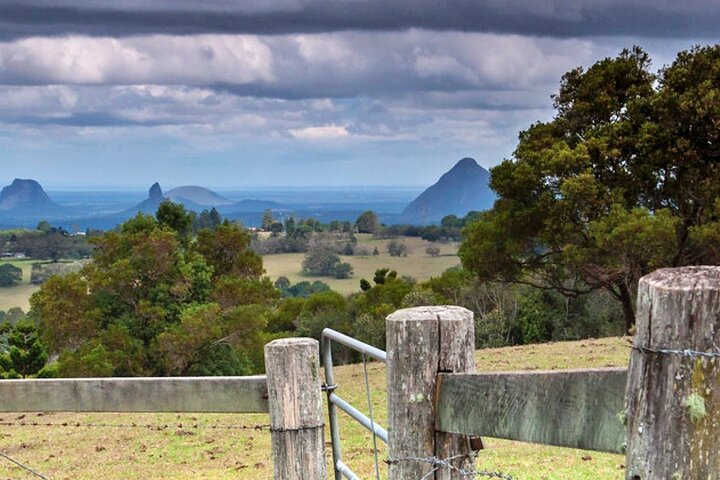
top-left (436, 367), bottom-right (627, 453)
top-left (0, 376), bottom-right (269, 413)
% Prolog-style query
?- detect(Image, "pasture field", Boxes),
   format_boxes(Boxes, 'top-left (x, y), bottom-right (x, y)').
top-left (0, 260), bottom-right (39, 312)
top-left (262, 235), bottom-right (460, 295)
top-left (0, 336), bottom-right (630, 479)
top-left (0, 235), bottom-right (456, 311)
top-left (0, 260), bottom-right (86, 312)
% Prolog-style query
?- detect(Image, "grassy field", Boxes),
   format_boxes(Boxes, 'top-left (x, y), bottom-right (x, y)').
top-left (263, 235), bottom-right (460, 295)
top-left (0, 235), bottom-right (455, 311)
top-left (0, 260), bottom-right (39, 312)
top-left (0, 336), bottom-right (631, 479)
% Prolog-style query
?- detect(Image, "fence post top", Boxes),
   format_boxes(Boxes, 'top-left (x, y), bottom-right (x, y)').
top-left (264, 337), bottom-right (319, 350)
top-left (640, 266), bottom-right (720, 291)
top-left (386, 305), bottom-right (472, 323)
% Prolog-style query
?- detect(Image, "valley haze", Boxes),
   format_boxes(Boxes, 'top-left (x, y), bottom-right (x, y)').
top-left (0, 158), bottom-right (495, 230)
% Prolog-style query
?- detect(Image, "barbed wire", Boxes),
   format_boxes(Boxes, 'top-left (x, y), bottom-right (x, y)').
top-left (0, 450), bottom-right (51, 480)
top-left (386, 456), bottom-right (516, 479)
top-left (0, 420), bottom-right (270, 431)
top-left (632, 345), bottom-right (720, 359)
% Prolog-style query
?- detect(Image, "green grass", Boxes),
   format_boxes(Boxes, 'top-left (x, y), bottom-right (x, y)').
top-left (0, 336), bottom-right (631, 479)
top-left (262, 235), bottom-right (460, 295)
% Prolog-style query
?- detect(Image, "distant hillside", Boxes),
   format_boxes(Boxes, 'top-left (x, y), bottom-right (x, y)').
top-left (124, 182), bottom-right (165, 215)
top-left (0, 179), bottom-right (62, 215)
top-left (222, 199), bottom-right (280, 214)
top-left (401, 158), bottom-right (495, 224)
top-left (166, 186), bottom-right (233, 207)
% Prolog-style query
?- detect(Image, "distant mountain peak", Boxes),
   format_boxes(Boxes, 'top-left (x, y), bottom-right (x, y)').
top-left (166, 185), bottom-right (233, 207)
top-left (0, 178), bottom-right (60, 213)
top-left (454, 157), bottom-right (479, 169)
top-left (123, 182), bottom-right (166, 216)
top-left (149, 182), bottom-right (163, 202)
top-left (401, 157), bottom-right (495, 224)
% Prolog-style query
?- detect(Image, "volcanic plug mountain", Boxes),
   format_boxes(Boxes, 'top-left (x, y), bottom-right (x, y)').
top-left (0, 179), bottom-right (61, 214)
top-left (401, 158), bottom-right (495, 224)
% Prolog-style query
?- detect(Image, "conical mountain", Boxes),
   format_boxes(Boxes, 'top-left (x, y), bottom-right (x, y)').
top-left (401, 158), bottom-right (495, 224)
top-left (0, 178), bottom-right (61, 214)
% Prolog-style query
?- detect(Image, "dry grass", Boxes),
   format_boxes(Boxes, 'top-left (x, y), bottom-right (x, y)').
top-left (0, 260), bottom-right (39, 312)
top-left (0, 336), bottom-right (632, 479)
top-left (262, 235), bottom-right (460, 295)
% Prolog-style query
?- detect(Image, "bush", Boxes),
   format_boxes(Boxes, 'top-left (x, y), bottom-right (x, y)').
top-left (252, 235), bottom-right (309, 254)
top-left (0, 263), bottom-right (22, 287)
top-left (425, 245), bottom-right (441, 257)
top-left (283, 281), bottom-right (331, 298)
top-left (333, 262), bottom-right (354, 279)
top-left (302, 246), bottom-right (341, 276)
top-left (387, 239), bottom-right (408, 257)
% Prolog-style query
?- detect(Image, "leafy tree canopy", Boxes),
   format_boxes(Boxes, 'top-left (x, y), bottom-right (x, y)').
top-left (30, 213), bottom-right (270, 376)
top-left (355, 211), bottom-right (380, 234)
top-left (459, 46), bottom-right (720, 331)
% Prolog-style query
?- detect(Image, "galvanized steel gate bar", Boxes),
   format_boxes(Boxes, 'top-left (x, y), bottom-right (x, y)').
top-left (321, 328), bottom-right (387, 480)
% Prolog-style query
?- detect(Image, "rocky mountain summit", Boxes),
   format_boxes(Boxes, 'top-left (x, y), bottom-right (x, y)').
top-left (401, 157), bottom-right (495, 224)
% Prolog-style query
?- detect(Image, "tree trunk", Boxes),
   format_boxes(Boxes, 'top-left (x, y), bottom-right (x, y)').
top-left (618, 282), bottom-right (635, 333)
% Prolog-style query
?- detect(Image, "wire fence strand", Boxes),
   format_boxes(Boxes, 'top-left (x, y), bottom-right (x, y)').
top-left (0, 450), bottom-right (51, 480)
top-left (362, 353), bottom-right (381, 480)
top-left (0, 420), bottom-right (271, 431)
top-left (631, 344), bottom-right (720, 359)
top-left (386, 455), bottom-right (516, 479)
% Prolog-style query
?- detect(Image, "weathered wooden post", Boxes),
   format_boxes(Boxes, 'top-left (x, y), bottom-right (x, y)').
top-left (386, 306), bottom-right (476, 480)
top-left (264, 338), bottom-right (326, 480)
top-left (626, 267), bottom-right (720, 479)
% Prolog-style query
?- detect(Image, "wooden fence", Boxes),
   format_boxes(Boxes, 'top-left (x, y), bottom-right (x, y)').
top-left (1, 266), bottom-right (719, 479)
top-left (385, 266), bottom-right (720, 480)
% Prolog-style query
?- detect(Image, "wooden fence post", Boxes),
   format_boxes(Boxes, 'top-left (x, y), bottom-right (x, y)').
top-left (386, 306), bottom-right (476, 480)
top-left (626, 267), bottom-right (720, 479)
top-left (264, 338), bottom-right (326, 480)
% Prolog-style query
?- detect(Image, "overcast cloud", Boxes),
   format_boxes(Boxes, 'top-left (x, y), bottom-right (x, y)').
top-left (0, 1), bottom-right (716, 187)
top-left (2, 0), bottom-right (719, 39)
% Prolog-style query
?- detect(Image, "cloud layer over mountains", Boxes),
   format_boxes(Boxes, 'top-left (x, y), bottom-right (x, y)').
top-left (0, 1), bottom-right (716, 187)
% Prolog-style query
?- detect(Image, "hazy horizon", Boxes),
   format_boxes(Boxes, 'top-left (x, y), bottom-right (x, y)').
top-left (38, 184), bottom-right (427, 192)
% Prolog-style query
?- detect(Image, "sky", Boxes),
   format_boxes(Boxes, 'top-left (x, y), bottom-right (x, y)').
top-left (0, 1), bottom-right (718, 189)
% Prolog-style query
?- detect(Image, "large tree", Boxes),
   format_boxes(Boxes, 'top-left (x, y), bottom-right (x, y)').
top-left (459, 46), bottom-right (720, 332)
top-left (31, 214), bottom-right (270, 376)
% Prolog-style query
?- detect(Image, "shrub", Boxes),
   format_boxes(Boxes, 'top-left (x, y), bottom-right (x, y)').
top-left (425, 245), bottom-right (441, 257)
top-left (333, 262), bottom-right (354, 279)
top-left (302, 246), bottom-right (341, 276)
top-left (387, 239), bottom-right (408, 257)
top-left (0, 263), bottom-right (22, 287)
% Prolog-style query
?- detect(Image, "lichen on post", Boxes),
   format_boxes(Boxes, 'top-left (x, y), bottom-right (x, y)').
top-left (625, 266), bottom-right (720, 479)
top-left (264, 338), bottom-right (326, 480)
top-left (386, 306), bottom-right (476, 480)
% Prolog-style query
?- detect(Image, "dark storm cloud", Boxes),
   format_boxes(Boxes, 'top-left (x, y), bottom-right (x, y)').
top-left (0, 0), bottom-right (718, 40)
